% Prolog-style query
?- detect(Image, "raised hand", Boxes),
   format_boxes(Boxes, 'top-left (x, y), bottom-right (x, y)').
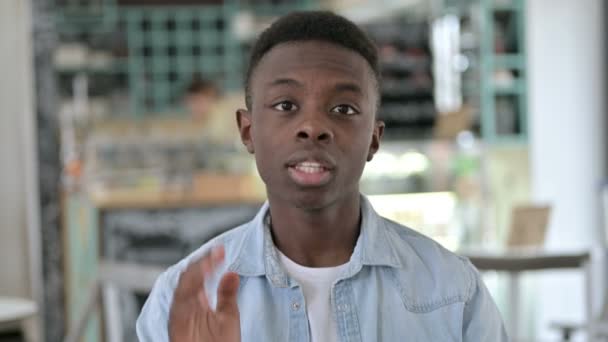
top-left (169, 246), bottom-right (240, 342)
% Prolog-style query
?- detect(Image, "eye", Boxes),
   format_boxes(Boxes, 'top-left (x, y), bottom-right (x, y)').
top-left (272, 101), bottom-right (298, 112)
top-left (331, 104), bottom-right (359, 115)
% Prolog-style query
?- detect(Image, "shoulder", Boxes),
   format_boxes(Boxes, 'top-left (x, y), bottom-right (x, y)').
top-left (381, 217), bottom-right (478, 312)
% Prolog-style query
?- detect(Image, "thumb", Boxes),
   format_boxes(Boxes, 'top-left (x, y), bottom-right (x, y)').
top-left (216, 272), bottom-right (240, 315)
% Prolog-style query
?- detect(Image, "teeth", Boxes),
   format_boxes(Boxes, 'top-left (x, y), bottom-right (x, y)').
top-left (299, 162), bottom-right (322, 168)
top-left (295, 162), bottom-right (324, 174)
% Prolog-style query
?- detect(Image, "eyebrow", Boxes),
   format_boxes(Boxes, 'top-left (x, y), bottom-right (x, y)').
top-left (267, 78), bottom-right (363, 95)
top-left (267, 78), bottom-right (304, 88)
top-left (333, 82), bottom-right (363, 95)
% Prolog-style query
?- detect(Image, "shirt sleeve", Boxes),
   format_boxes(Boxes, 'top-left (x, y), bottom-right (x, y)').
top-left (462, 260), bottom-right (510, 341)
top-left (136, 270), bottom-right (174, 342)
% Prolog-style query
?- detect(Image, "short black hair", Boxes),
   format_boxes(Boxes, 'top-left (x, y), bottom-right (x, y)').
top-left (244, 11), bottom-right (380, 109)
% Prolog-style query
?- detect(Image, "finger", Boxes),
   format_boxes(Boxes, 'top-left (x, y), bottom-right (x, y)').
top-left (175, 245), bottom-right (225, 299)
top-left (202, 246), bottom-right (225, 276)
top-left (175, 260), bottom-right (204, 299)
top-left (210, 246), bottom-right (225, 267)
top-left (215, 272), bottom-right (240, 315)
top-left (197, 288), bottom-right (209, 308)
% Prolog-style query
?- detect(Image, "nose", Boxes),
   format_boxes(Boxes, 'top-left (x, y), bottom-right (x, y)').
top-left (295, 115), bottom-right (334, 143)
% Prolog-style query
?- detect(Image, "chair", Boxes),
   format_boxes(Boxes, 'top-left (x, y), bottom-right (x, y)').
top-left (466, 204), bottom-right (598, 341)
top-left (551, 182), bottom-right (608, 341)
top-left (63, 261), bottom-right (164, 342)
top-left (550, 259), bottom-right (608, 341)
top-left (0, 297), bottom-right (37, 342)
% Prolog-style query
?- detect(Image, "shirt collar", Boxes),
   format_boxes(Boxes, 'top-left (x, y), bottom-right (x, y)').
top-left (227, 195), bottom-right (403, 286)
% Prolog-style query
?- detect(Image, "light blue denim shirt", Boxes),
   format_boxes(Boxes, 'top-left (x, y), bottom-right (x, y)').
top-left (137, 196), bottom-right (508, 341)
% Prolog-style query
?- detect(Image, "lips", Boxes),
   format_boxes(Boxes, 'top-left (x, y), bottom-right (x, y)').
top-left (285, 154), bottom-right (336, 187)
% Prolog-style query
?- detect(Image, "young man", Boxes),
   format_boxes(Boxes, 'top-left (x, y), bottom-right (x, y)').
top-left (137, 11), bottom-right (507, 342)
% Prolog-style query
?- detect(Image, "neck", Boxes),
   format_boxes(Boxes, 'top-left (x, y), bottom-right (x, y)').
top-left (267, 193), bottom-right (361, 268)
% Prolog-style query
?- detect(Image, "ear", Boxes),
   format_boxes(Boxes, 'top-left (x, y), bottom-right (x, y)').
top-left (236, 109), bottom-right (254, 154)
top-left (367, 120), bottom-right (384, 162)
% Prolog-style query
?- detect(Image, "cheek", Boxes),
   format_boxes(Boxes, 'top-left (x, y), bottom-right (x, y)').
top-left (350, 133), bottom-right (375, 172)
top-left (250, 136), bottom-right (280, 184)
top-left (253, 153), bottom-right (269, 183)
top-left (337, 138), bottom-right (370, 176)
top-left (350, 126), bottom-right (374, 152)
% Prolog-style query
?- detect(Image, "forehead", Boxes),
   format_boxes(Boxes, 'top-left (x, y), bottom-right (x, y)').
top-left (251, 41), bottom-right (375, 89)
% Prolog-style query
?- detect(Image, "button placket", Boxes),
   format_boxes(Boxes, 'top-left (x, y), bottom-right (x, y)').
top-left (288, 287), bottom-right (309, 342)
top-left (333, 280), bottom-right (362, 342)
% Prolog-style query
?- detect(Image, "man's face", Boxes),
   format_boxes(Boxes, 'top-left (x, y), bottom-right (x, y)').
top-left (237, 40), bottom-right (384, 210)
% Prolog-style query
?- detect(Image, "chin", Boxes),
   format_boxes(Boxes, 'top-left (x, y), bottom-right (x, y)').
top-left (292, 197), bottom-right (332, 211)
top-left (289, 188), bottom-right (351, 212)
top-left (265, 186), bottom-right (332, 211)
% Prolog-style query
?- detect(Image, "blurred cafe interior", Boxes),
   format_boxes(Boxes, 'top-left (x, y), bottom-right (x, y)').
top-left (0, 0), bottom-right (606, 341)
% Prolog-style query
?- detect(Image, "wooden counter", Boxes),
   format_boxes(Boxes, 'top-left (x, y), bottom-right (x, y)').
top-left (89, 173), bottom-right (266, 209)
top-left (90, 187), bottom-right (265, 209)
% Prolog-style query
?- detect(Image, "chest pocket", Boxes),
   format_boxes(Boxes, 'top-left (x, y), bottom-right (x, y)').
top-left (351, 268), bottom-right (467, 342)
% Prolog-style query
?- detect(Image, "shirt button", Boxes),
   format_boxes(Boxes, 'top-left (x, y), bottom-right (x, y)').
top-left (291, 301), bottom-right (301, 311)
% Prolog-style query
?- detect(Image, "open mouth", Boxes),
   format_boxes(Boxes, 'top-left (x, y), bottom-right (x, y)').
top-left (287, 161), bottom-right (333, 187)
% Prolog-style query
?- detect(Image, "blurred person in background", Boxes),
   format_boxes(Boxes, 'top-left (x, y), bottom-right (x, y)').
top-left (184, 72), bottom-right (220, 125)
top-left (182, 73), bottom-right (246, 147)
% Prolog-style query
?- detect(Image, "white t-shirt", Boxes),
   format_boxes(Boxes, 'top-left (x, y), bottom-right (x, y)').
top-left (278, 250), bottom-right (350, 342)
